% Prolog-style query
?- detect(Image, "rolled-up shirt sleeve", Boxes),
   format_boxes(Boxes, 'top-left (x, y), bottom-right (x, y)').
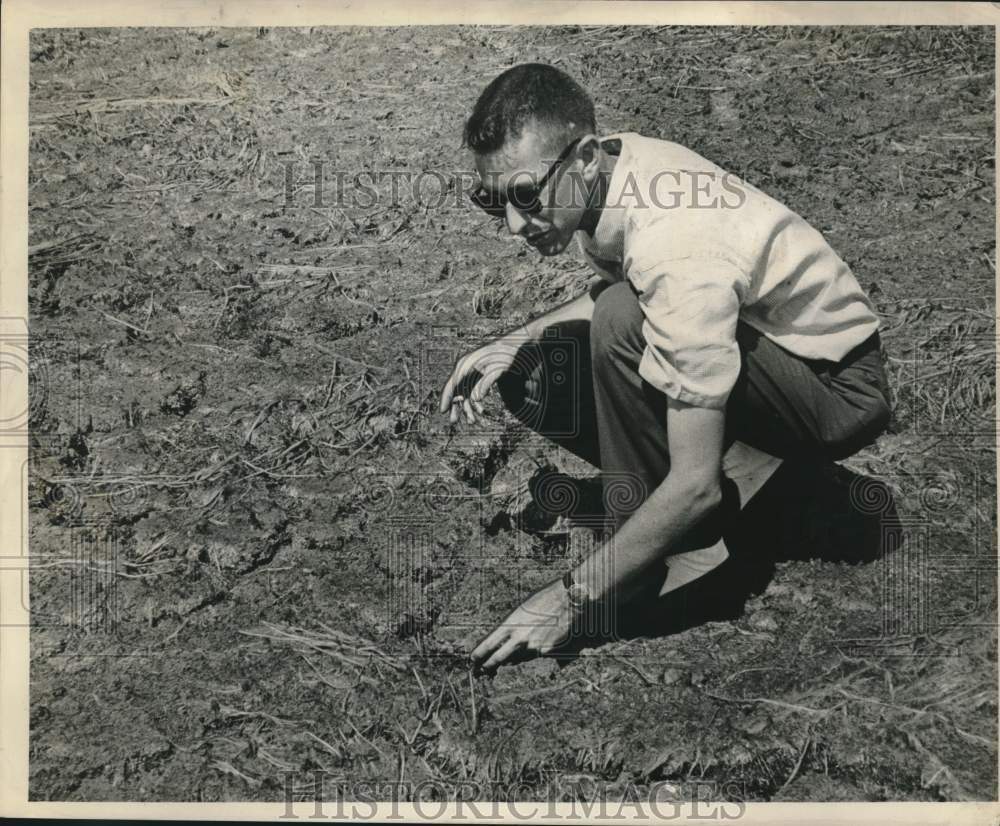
top-left (628, 255), bottom-right (749, 409)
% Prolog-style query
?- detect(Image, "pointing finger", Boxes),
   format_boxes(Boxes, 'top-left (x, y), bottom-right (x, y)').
top-left (470, 380), bottom-right (491, 415)
top-left (440, 372), bottom-right (457, 414)
top-left (441, 354), bottom-right (475, 413)
top-left (471, 626), bottom-right (508, 664)
top-left (470, 371), bottom-right (498, 406)
top-left (481, 637), bottom-right (521, 671)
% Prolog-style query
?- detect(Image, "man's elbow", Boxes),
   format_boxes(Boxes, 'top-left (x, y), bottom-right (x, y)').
top-left (679, 472), bottom-right (724, 516)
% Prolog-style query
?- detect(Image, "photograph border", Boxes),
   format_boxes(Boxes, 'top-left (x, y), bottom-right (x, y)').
top-left (1, 1), bottom-right (997, 821)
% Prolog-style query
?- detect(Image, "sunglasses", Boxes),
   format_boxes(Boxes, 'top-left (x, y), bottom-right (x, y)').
top-left (469, 137), bottom-right (581, 218)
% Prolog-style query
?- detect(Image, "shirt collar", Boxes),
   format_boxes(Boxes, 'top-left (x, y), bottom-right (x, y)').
top-left (579, 133), bottom-right (632, 262)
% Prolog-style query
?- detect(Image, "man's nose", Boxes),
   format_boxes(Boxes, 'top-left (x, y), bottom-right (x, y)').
top-left (505, 203), bottom-right (531, 236)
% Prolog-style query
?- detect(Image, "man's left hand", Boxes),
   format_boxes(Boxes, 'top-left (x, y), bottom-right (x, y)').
top-left (470, 580), bottom-right (574, 671)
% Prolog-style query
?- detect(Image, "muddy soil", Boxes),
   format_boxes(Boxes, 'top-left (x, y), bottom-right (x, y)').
top-left (26, 26), bottom-right (995, 802)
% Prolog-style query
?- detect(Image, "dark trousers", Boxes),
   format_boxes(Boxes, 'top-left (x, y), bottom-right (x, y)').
top-left (497, 281), bottom-right (892, 530)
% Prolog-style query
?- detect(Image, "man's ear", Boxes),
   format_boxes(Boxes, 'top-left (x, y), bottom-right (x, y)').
top-left (576, 134), bottom-right (602, 183)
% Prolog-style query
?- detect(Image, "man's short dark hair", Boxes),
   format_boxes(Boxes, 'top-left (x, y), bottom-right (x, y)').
top-left (463, 63), bottom-right (596, 155)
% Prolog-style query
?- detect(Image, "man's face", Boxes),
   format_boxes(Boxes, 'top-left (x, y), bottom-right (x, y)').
top-left (473, 125), bottom-right (591, 257)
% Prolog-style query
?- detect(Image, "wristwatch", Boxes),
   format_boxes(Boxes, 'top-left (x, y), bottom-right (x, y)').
top-left (562, 569), bottom-right (592, 613)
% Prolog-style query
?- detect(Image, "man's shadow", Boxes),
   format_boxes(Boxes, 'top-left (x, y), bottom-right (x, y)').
top-left (561, 460), bottom-right (900, 653)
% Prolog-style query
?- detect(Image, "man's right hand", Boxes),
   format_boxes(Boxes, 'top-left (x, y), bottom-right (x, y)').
top-left (439, 329), bottom-right (533, 425)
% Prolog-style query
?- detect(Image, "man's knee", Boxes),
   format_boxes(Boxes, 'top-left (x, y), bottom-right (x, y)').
top-left (822, 394), bottom-right (892, 460)
top-left (590, 281), bottom-right (644, 361)
top-left (496, 359), bottom-right (539, 422)
top-left (495, 368), bottom-right (522, 412)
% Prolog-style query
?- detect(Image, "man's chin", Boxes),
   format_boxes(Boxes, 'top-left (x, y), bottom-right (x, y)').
top-left (533, 234), bottom-right (570, 257)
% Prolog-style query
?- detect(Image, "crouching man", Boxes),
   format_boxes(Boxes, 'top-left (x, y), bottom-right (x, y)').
top-left (439, 63), bottom-right (892, 670)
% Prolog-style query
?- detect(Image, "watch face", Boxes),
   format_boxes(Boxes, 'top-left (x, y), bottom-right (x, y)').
top-left (567, 583), bottom-right (589, 609)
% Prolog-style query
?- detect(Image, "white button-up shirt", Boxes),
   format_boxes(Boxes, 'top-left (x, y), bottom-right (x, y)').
top-left (577, 132), bottom-right (881, 409)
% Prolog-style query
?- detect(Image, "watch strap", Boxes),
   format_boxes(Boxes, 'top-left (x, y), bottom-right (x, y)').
top-left (562, 569), bottom-right (590, 611)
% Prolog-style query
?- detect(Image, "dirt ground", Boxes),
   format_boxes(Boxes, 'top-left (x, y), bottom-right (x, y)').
top-left (26, 26), bottom-right (996, 802)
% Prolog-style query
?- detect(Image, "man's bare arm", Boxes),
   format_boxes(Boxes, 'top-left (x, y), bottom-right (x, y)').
top-left (470, 398), bottom-right (728, 670)
top-left (516, 275), bottom-right (609, 339)
top-left (574, 398), bottom-right (727, 605)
